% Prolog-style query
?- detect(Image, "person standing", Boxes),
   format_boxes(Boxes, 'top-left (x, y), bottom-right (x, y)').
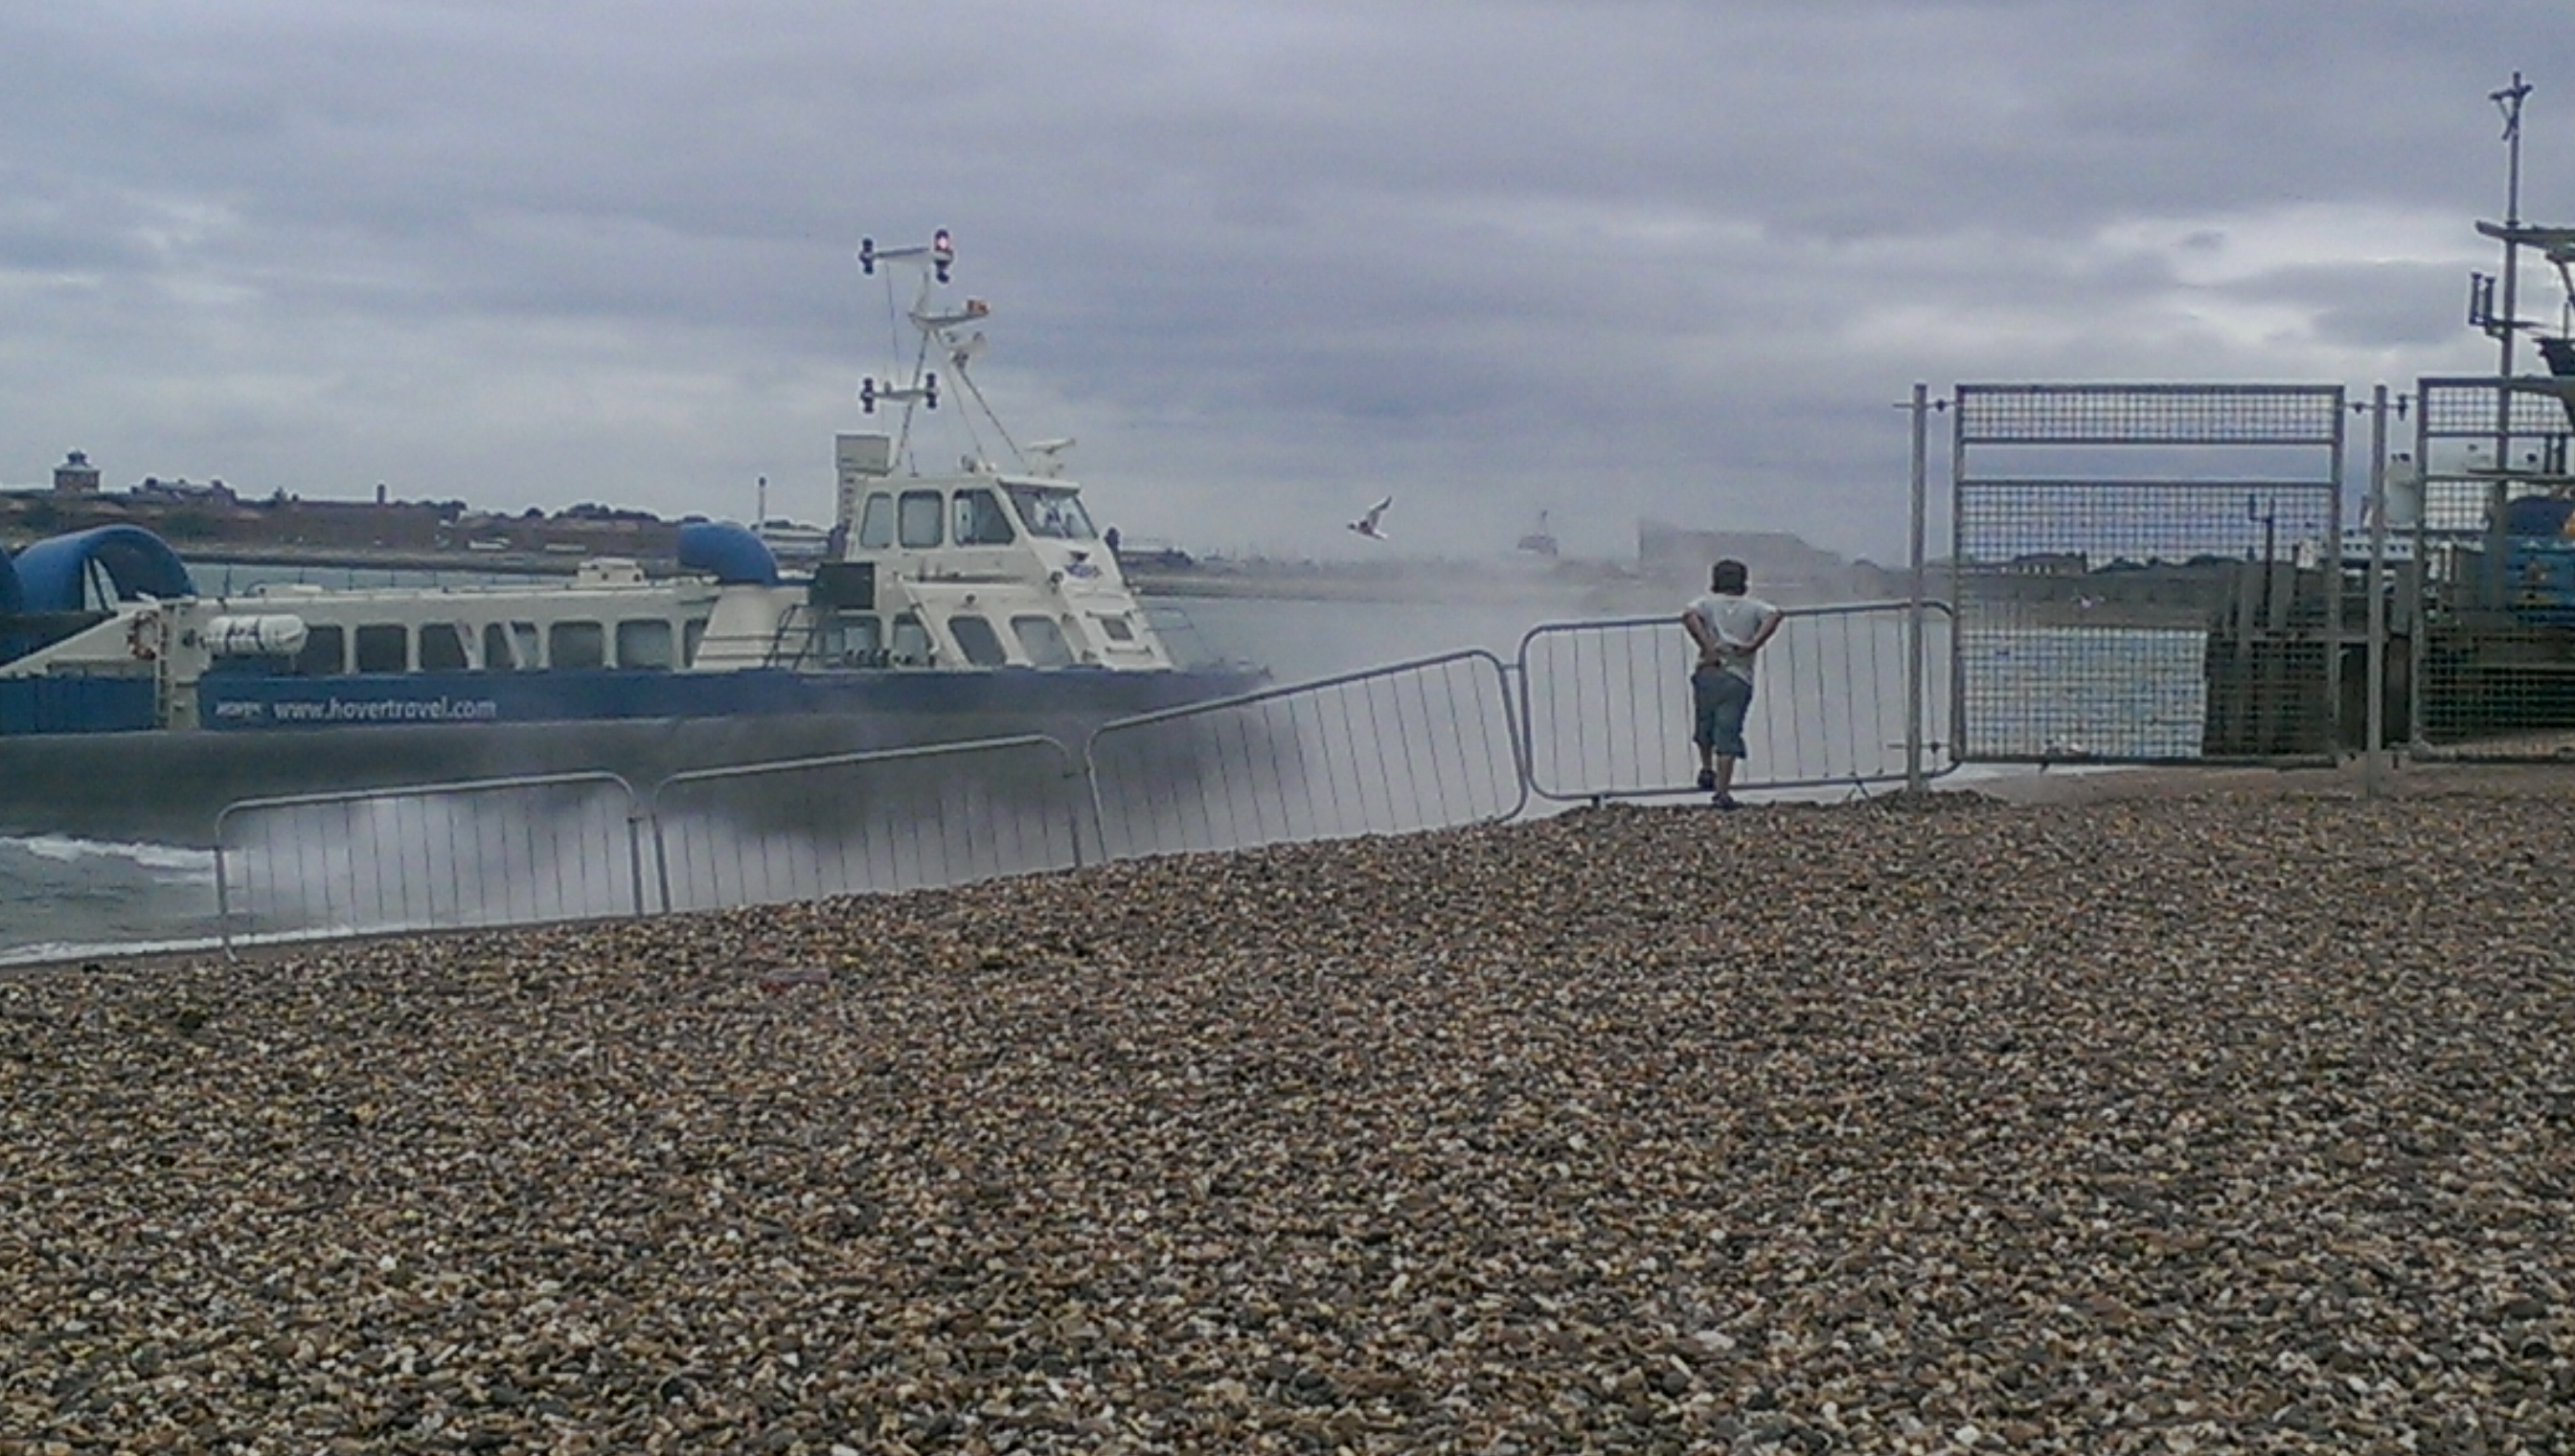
top-left (1680, 558), bottom-right (1783, 809)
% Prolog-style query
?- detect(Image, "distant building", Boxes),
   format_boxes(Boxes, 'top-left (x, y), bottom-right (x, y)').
top-left (1998, 551), bottom-right (2087, 577)
top-left (53, 451), bottom-right (101, 495)
top-left (132, 476), bottom-right (239, 504)
top-left (1635, 519), bottom-right (1854, 601)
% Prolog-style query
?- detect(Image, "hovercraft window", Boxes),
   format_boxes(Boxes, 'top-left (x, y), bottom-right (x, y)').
top-left (420, 624), bottom-right (468, 671)
top-left (294, 624), bottom-right (345, 676)
top-left (354, 624), bottom-right (408, 673)
top-left (683, 617), bottom-right (709, 667)
top-left (954, 489), bottom-right (1016, 545)
top-left (898, 490), bottom-right (944, 548)
top-left (857, 491), bottom-right (895, 549)
top-left (616, 619), bottom-right (674, 671)
top-left (947, 614), bottom-right (1010, 668)
top-left (1005, 484), bottom-right (1097, 541)
top-left (550, 621), bottom-right (606, 670)
top-left (482, 621), bottom-right (538, 671)
top-left (1011, 614), bottom-right (1075, 668)
top-left (889, 612), bottom-right (933, 666)
top-left (824, 612), bottom-right (883, 667)
top-left (1096, 614), bottom-right (1136, 643)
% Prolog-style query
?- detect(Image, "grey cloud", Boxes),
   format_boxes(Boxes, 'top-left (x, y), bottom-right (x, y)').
top-left (3, 0), bottom-right (2573, 563)
top-left (2238, 262), bottom-right (2477, 352)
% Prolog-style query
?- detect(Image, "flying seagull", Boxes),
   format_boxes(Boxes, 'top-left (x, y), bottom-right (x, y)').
top-left (1348, 495), bottom-right (1392, 540)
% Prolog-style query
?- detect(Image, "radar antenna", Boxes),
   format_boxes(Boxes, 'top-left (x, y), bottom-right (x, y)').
top-left (855, 231), bottom-right (1044, 476)
top-left (855, 232), bottom-right (956, 471)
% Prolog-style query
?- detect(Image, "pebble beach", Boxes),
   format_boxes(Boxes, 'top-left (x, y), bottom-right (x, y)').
top-left (5, 778), bottom-right (2573, 1454)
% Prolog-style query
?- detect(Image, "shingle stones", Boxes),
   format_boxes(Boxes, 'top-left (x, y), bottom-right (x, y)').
top-left (3, 786), bottom-right (2571, 1453)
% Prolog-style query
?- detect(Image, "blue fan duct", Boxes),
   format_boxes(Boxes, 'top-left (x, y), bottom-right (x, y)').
top-left (10, 526), bottom-right (197, 612)
top-left (2505, 495), bottom-right (2575, 538)
top-left (676, 521), bottom-right (781, 585)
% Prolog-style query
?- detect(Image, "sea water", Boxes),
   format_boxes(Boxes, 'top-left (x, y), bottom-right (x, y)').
top-left (0, 834), bottom-right (225, 966)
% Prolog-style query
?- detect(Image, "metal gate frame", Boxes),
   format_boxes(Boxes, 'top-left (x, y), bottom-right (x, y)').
top-left (2404, 374), bottom-right (2575, 752)
top-left (1081, 648), bottom-right (1526, 859)
top-left (214, 770), bottom-right (648, 949)
top-left (1950, 383), bottom-right (2347, 763)
top-left (1513, 601), bottom-right (1958, 804)
top-left (647, 735), bottom-right (1092, 911)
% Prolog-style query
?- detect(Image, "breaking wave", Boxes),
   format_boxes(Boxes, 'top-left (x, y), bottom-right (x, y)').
top-left (0, 834), bottom-right (223, 965)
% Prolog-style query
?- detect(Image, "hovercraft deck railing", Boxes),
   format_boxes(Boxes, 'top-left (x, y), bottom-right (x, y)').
top-left (212, 601), bottom-right (1954, 949)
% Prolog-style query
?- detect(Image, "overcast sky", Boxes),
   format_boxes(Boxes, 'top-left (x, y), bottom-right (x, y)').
top-left (4, 1), bottom-right (2570, 563)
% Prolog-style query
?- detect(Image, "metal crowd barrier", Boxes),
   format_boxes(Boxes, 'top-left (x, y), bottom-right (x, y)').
top-left (1516, 601), bottom-right (1954, 802)
top-left (648, 735), bottom-right (1090, 913)
top-left (1082, 649), bottom-right (1527, 860)
top-left (214, 771), bottom-right (647, 949)
top-left (211, 605), bottom-right (1955, 952)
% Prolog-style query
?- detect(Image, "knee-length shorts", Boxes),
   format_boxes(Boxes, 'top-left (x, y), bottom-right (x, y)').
top-left (1691, 667), bottom-right (1753, 759)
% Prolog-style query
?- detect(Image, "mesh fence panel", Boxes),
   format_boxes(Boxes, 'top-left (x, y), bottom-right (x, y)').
top-left (2407, 375), bottom-right (2575, 756)
top-left (1954, 385), bottom-right (2343, 762)
top-left (1958, 384), bottom-right (2344, 445)
top-left (2417, 627), bottom-right (2575, 754)
top-left (2416, 376), bottom-right (2574, 437)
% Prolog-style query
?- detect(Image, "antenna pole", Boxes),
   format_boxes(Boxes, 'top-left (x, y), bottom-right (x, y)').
top-left (2496, 73), bottom-right (2534, 384)
top-left (2486, 73), bottom-right (2533, 608)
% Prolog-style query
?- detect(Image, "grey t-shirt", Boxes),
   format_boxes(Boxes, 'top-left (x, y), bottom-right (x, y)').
top-left (1687, 592), bottom-right (1781, 681)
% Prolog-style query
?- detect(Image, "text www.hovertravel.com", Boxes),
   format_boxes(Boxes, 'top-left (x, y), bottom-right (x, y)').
top-left (265, 696), bottom-right (504, 724)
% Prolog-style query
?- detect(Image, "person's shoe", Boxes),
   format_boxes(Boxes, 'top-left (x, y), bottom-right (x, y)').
top-left (1711, 792), bottom-right (1741, 811)
top-left (1696, 768), bottom-right (1718, 791)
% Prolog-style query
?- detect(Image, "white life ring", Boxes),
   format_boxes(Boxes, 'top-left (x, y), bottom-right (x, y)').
top-left (127, 613), bottom-right (159, 661)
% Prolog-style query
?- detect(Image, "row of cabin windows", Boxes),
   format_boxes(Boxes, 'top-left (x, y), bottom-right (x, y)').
top-left (852, 484), bottom-right (1098, 551)
top-left (816, 611), bottom-right (1086, 669)
top-left (288, 610), bottom-right (1119, 675)
top-left (855, 488), bottom-right (1010, 551)
top-left (291, 618), bottom-right (706, 676)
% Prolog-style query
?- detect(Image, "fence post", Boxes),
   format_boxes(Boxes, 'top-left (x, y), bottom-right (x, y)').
top-left (2326, 390), bottom-right (2347, 753)
top-left (1060, 740), bottom-right (1095, 870)
top-left (625, 780), bottom-right (652, 917)
top-left (648, 784), bottom-right (676, 920)
top-left (1948, 390), bottom-right (1971, 762)
top-left (1906, 381), bottom-right (1930, 795)
top-left (2365, 383), bottom-right (2391, 798)
top-left (214, 818), bottom-right (239, 959)
top-left (1501, 657), bottom-right (1538, 808)
top-left (2406, 392), bottom-right (2429, 749)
